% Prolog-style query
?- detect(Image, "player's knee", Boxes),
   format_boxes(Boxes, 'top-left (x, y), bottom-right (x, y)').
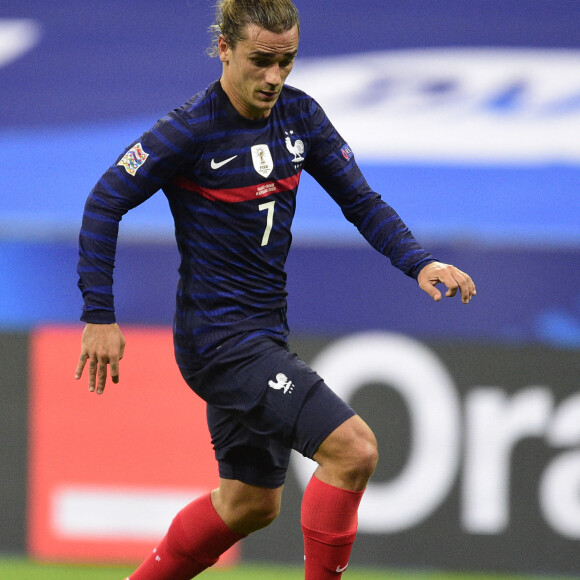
top-left (361, 435), bottom-right (379, 479)
top-left (252, 500), bottom-right (281, 528)
top-left (237, 495), bottom-right (281, 532)
top-left (219, 491), bottom-right (281, 534)
top-left (316, 416), bottom-right (378, 488)
top-left (347, 427), bottom-right (378, 482)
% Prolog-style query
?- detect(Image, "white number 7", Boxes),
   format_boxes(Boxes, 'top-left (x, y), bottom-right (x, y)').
top-left (258, 200), bottom-right (276, 246)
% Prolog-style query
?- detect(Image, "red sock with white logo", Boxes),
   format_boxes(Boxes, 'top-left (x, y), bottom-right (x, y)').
top-left (301, 475), bottom-right (364, 579)
top-left (126, 493), bottom-right (245, 580)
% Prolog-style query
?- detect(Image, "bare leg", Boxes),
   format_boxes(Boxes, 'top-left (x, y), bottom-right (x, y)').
top-left (301, 415), bottom-right (378, 579)
top-left (211, 478), bottom-right (284, 535)
top-left (313, 415), bottom-right (378, 490)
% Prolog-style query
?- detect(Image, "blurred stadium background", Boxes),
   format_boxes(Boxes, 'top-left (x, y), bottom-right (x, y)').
top-left (1, 0), bottom-right (579, 577)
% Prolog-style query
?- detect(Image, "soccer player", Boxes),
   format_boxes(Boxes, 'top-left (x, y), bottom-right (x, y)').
top-left (75, 0), bottom-right (476, 578)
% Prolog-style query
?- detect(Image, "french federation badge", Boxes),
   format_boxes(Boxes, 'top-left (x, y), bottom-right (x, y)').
top-left (117, 142), bottom-right (149, 176)
top-left (284, 130), bottom-right (304, 163)
top-left (251, 144), bottom-right (274, 178)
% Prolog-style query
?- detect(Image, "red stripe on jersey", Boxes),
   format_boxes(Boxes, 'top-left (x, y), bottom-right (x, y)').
top-left (174, 172), bottom-right (302, 203)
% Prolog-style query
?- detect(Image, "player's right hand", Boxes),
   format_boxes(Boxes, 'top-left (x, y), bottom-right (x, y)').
top-left (75, 323), bottom-right (126, 394)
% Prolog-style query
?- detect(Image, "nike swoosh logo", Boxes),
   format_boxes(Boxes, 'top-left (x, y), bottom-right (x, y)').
top-left (211, 155), bottom-right (238, 169)
top-left (336, 564), bottom-right (348, 573)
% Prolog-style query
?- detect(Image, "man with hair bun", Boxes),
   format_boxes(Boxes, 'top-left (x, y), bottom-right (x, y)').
top-left (75, 0), bottom-right (476, 578)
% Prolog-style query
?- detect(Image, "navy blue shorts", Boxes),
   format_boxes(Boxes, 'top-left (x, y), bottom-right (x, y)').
top-left (179, 336), bottom-right (355, 488)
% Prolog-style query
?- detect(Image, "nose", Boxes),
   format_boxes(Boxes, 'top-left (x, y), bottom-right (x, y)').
top-left (265, 64), bottom-right (282, 87)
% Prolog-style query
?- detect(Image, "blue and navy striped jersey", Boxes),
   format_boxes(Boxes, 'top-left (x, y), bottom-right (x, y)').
top-left (78, 80), bottom-right (434, 368)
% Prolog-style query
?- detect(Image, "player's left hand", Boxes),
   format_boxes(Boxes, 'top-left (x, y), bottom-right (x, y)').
top-left (417, 261), bottom-right (476, 304)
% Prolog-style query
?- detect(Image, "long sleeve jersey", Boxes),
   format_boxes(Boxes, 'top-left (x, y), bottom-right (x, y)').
top-left (78, 80), bottom-right (434, 370)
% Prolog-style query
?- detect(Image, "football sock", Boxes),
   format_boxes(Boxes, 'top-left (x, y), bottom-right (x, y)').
top-left (126, 492), bottom-right (245, 580)
top-left (301, 475), bottom-right (364, 579)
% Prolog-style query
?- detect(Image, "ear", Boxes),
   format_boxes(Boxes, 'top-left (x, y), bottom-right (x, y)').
top-left (217, 35), bottom-right (230, 63)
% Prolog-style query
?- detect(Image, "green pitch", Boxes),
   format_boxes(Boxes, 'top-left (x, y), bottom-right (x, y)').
top-left (0, 559), bottom-right (576, 580)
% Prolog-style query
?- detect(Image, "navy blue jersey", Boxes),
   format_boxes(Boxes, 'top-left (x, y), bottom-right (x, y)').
top-left (78, 80), bottom-right (434, 369)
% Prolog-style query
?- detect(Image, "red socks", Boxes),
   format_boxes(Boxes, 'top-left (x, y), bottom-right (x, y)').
top-left (301, 475), bottom-right (364, 579)
top-left (126, 478), bottom-right (363, 580)
top-left (126, 493), bottom-right (245, 580)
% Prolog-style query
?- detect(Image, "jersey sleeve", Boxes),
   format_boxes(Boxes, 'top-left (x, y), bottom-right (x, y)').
top-left (77, 109), bottom-right (194, 323)
top-left (303, 99), bottom-right (435, 279)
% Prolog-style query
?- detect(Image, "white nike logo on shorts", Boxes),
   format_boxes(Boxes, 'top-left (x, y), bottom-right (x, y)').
top-left (336, 563), bottom-right (348, 573)
top-left (211, 155), bottom-right (238, 169)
